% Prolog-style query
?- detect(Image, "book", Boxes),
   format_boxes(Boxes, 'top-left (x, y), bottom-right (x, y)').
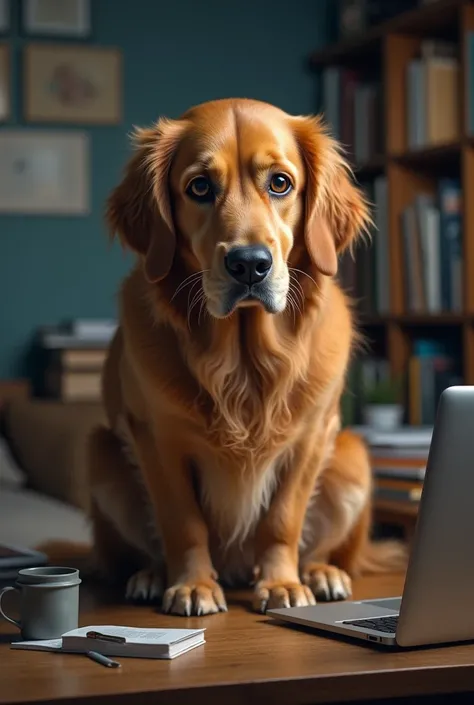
top-left (323, 67), bottom-right (341, 140)
top-left (414, 194), bottom-right (441, 313)
top-left (44, 369), bottom-right (102, 402)
top-left (468, 33), bottom-right (474, 134)
top-left (11, 625), bottom-right (206, 660)
top-left (374, 176), bottom-right (389, 314)
top-left (406, 51), bottom-right (460, 150)
top-left (374, 478), bottom-right (423, 503)
top-left (407, 60), bottom-right (425, 149)
top-left (438, 178), bottom-right (462, 312)
top-left (352, 425), bottom-right (433, 448)
top-left (425, 57), bottom-right (459, 146)
top-left (401, 204), bottom-right (425, 312)
top-left (371, 455), bottom-right (427, 481)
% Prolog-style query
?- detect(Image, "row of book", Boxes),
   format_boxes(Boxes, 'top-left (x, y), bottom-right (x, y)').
top-left (338, 176), bottom-right (389, 314)
top-left (408, 340), bottom-right (462, 426)
top-left (323, 38), bottom-right (462, 159)
top-left (343, 347), bottom-right (461, 428)
top-left (35, 319), bottom-right (115, 402)
top-left (401, 178), bottom-right (462, 313)
top-left (407, 40), bottom-right (460, 150)
top-left (322, 67), bottom-right (384, 165)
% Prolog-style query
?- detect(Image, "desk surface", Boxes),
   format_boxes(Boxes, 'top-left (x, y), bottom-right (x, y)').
top-left (1, 573), bottom-right (474, 705)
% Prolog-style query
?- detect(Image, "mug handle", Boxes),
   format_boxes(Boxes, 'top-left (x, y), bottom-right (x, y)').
top-left (0, 586), bottom-right (21, 629)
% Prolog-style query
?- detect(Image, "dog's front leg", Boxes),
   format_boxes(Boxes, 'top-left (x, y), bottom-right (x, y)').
top-left (252, 436), bottom-right (325, 613)
top-left (129, 418), bottom-right (226, 616)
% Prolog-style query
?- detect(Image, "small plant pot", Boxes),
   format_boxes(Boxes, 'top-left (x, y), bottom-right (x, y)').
top-left (363, 403), bottom-right (404, 431)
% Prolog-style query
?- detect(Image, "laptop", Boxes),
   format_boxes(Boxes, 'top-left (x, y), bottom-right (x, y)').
top-left (268, 385), bottom-right (474, 648)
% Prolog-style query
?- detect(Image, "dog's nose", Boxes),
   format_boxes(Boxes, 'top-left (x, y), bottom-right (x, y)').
top-left (224, 246), bottom-right (273, 285)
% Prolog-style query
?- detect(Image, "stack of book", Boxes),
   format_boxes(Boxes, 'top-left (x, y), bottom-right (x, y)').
top-left (400, 178), bottom-right (462, 313)
top-left (37, 319), bottom-right (116, 403)
top-left (354, 425), bottom-right (432, 508)
top-left (406, 40), bottom-right (460, 150)
top-left (322, 67), bottom-right (384, 166)
top-left (338, 176), bottom-right (389, 313)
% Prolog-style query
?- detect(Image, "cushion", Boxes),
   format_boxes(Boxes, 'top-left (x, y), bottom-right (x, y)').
top-left (3, 399), bottom-right (105, 509)
top-left (0, 436), bottom-right (26, 489)
top-left (0, 486), bottom-right (91, 549)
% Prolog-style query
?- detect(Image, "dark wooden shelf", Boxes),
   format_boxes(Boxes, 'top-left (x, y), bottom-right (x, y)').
top-left (392, 141), bottom-right (462, 170)
top-left (310, 0), bottom-right (464, 66)
top-left (395, 313), bottom-right (467, 326)
top-left (356, 313), bottom-right (468, 326)
top-left (350, 142), bottom-right (464, 180)
top-left (354, 155), bottom-right (387, 179)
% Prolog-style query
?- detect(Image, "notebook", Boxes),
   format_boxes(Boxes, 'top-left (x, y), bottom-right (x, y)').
top-left (11, 625), bottom-right (206, 660)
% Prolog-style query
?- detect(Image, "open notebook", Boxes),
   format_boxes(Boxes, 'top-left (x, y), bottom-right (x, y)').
top-left (11, 625), bottom-right (206, 660)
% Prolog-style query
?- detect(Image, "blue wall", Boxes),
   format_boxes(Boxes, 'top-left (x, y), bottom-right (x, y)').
top-left (0, 0), bottom-right (331, 379)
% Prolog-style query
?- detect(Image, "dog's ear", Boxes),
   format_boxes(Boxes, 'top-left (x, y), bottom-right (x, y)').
top-left (106, 118), bottom-right (187, 283)
top-left (292, 115), bottom-right (371, 276)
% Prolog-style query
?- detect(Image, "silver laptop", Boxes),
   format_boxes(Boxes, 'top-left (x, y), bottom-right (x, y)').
top-left (268, 385), bottom-right (474, 648)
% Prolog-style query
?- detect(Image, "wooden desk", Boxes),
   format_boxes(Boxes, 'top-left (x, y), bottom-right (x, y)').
top-left (1, 573), bottom-right (474, 705)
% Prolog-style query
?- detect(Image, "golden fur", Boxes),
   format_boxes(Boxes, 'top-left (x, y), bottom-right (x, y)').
top-left (86, 98), bottom-right (404, 616)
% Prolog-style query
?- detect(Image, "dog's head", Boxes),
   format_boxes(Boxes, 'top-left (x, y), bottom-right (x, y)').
top-left (108, 99), bottom-right (370, 318)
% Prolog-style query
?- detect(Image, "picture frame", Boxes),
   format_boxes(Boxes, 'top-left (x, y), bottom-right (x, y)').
top-left (0, 0), bottom-right (9, 34)
top-left (0, 130), bottom-right (90, 214)
top-left (23, 0), bottom-right (90, 38)
top-left (24, 43), bottom-right (121, 124)
top-left (0, 44), bottom-right (9, 121)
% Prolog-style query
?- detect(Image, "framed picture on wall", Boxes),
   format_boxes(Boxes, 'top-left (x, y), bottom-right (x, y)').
top-left (0, 44), bottom-right (9, 121)
top-left (24, 44), bottom-right (121, 124)
top-left (0, 130), bottom-right (89, 214)
top-left (23, 0), bottom-right (90, 37)
top-left (0, 0), bottom-right (9, 33)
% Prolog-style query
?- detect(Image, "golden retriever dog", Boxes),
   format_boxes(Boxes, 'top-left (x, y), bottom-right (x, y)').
top-left (87, 98), bottom-right (404, 616)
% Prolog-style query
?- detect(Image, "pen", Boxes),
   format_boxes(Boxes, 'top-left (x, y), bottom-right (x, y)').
top-left (86, 631), bottom-right (126, 644)
top-left (86, 650), bottom-right (121, 668)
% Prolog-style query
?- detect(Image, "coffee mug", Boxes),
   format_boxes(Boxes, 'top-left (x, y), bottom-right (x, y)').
top-left (0, 566), bottom-right (81, 640)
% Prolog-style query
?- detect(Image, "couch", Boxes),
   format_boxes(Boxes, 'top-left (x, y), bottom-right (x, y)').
top-left (0, 398), bottom-right (104, 550)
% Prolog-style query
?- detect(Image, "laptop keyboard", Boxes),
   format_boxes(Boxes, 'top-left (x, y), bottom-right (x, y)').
top-left (342, 615), bottom-right (399, 634)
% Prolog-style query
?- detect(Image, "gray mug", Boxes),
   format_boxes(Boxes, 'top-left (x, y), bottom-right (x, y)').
top-left (0, 566), bottom-right (81, 640)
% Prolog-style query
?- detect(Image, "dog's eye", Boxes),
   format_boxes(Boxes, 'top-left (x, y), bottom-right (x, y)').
top-left (268, 173), bottom-right (292, 197)
top-left (186, 176), bottom-right (215, 203)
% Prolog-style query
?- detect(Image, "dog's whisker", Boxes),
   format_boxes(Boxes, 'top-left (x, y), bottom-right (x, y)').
top-left (188, 294), bottom-right (206, 331)
top-left (289, 272), bottom-right (306, 305)
top-left (187, 278), bottom-right (203, 311)
top-left (187, 289), bottom-right (206, 330)
top-left (289, 267), bottom-right (318, 289)
top-left (172, 273), bottom-right (204, 303)
top-left (289, 280), bottom-right (302, 306)
top-left (286, 290), bottom-right (300, 324)
top-left (288, 285), bottom-right (303, 319)
top-left (286, 294), bottom-right (296, 325)
top-left (289, 280), bottom-right (305, 311)
top-left (171, 270), bottom-right (209, 302)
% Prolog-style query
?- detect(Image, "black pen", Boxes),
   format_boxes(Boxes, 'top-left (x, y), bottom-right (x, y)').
top-left (86, 650), bottom-right (121, 668)
top-left (86, 631), bottom-right (126, 644)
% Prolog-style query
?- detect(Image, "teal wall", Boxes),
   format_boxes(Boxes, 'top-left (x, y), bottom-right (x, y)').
top-left (0, 0), bottom-right (331, 379)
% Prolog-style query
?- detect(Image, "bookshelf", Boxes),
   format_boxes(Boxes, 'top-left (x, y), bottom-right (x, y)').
top-left (313, 0), bottom-right (474, 424)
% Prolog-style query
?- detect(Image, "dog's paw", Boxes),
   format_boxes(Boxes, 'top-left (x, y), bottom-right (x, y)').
top-left (162, 578), bottom-right (227, 616)
top-left (301, 563), bottom-right (352, 601)
top-left (125, 569), bottom-right (164, 602)
top-left (252, 580), bottom-right (316, 613)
